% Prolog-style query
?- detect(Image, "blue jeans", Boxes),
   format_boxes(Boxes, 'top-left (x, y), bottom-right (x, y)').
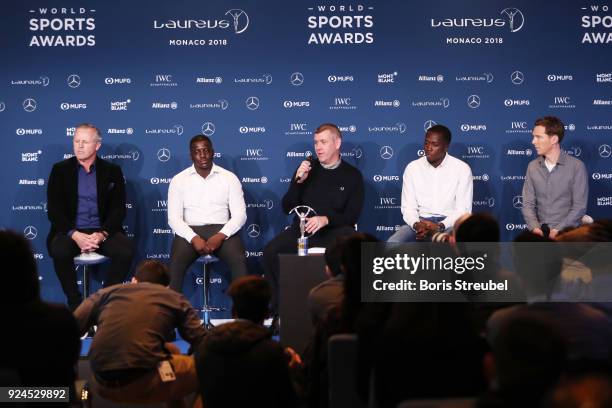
top-left (387, 216), bottom-right (446, 243)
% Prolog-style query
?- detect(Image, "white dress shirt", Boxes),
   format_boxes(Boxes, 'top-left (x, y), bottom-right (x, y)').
top-left (401, 153), bottom-right (473, 230)
top-left (168, 164), bottom-right (247, 243)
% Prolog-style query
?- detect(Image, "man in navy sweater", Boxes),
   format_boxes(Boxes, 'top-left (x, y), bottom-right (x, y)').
top-left (262, 123), bottom-right (364, 315)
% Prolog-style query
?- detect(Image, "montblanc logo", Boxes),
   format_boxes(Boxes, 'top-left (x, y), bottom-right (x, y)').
top-left (412, 97), bottom-right (450, 108)
top-left (145, 125), bottom-right (183, 135)
top-left (418, 74), bottom-right (444, 82)
top-left (107, 127), bottom-right (134, 135)
top-left (455, 73), bottom-right (494, 83)
top-left (60, 102), bottom-right (87, 111)
top-left (507, 148), bottom-right (533, 156)
top-left (190, 99), bottom-right (229, 110)
top-left (152, 101), bottom-right (179, 110)
top-left (368, 123), bottom-right (407, 134)
top-left (246, 199), bottom-right (274, 209)
top-left (110, 99), bottom-right (131, 111)
top-left (504, 99), bottom-right (530, 107)
top-left (372, 174), bottom-right (400, 182)
top-left (328, 75), bottom-right (354, 83)
top-left (22, 151), bottom-right (42, 162)
top-left (241, 177), bottom-right (269, 184)
top-left (460, 124), bottom-right (487, 132)
top-left (66, 127), bottom-right (75, 136)
top-left (150, 74), bottom-right (178, 87)
top-left (549, 96), bottom-right (575, 109)
top-left (285, 123), bottom-right (309, 136)
top-left (11, 76), bottom-right (50, 87)
top-left (374, 99), bottom-right (401, 108)
top-left (196, 76), bottom-right (223, 84)
top-left (283, 100), bottom-right (310, 108)
top-left (16, 128), bottom-right (43, 136)
top-left (104, 77), bottom-right (132, 85)
top-left (234, 74), bottom-right (272, 85)
top-left (239, 126), bottom-right (266, 134)
top-left (596, 73), bottom-right (612, 83)
top-left (19, 178), bottom-right (45, 186)
top-left (286, 151), bottom-right (312, 158)
top-left (547, 74), bottom-right (573, 82)
top-left (153, 9), bottom-right (250, 34)
top-left (378, 72), bottom-right (397, 83)
top-left (150, 177), bottom-right (172, 185)
top-left (430, 8), bottom-right (525, 32)
top-left (597, 197), bottom-right (612, 206)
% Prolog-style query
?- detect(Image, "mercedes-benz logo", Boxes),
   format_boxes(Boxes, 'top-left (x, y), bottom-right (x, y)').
top-left (512, 195), bottom-right (524, 209)
top-left (467, 95), bottom-right (481, 109)
top-left (245, 96), bottom-right (260, 110)
top-left (380, 146), bottom-right (394, 160)
top-left (24, 225), bottom-right (38, 240)
top-left (599, 144), bottom-right (612, 158)
top-left (23, 98), bottom-right (37, 112)
top-left (247, 223), bottom-right (260, 238)
top-left (225, 9), bottom-right (249, 34)
top-left (67, 74), bottom-right (81, 88)
top-left (290, 72), bottom-right (304, 86)
top-left (201, 122), bottom-right (216, 136)
top-left (511, 70), bottom-right (524, 85)
top-left (500, 8), bottom-right (525, 33)
top-left (424, 120), bottom-right (437, 131)
top-left (157, 148), bottom-right (171, 162)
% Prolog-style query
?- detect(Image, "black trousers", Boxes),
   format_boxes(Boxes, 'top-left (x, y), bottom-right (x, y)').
top-left (168, 225), bottom-right (248, 294)
top-left (262, 224), bottom-right (356, 314)
top-left (49, 231), bottom-right (134, 311)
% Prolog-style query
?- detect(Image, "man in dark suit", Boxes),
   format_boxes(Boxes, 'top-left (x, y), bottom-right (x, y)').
top-left (47, 123), bottom-right (133, 310)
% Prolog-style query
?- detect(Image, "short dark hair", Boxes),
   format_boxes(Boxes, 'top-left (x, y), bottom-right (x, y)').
top-left (0, 230), bottom-right (40, 304)
top-left (227, 276), bottom-right (271, 323)
top-left (314, 123), bottom-right (342, 140)
top-left (134, 260), bottom-right (170, 286)
top-left (456, 213), bottom-right (500, 242)
top-left (534, 116), bottom-right (565, 143)
top-left (325, 236), bottom-right (347, 277)
top-left (426, 124), bottom-right (451, 145)
top-left (190, 134), bottom-right (213, 151)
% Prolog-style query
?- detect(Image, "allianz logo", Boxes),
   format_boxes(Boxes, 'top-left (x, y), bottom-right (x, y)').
top-left (507, 148), bottom-right (533, 156)
top-left (286, 151), bottom-right (312, 158)
top-left (152, 228), bottom-right (172, 234)
top-left (19, 179), bottom-right (45, 186)
top-left (376, 225), bottom-right (401, 231)
top-left (242, 177), bottom-right (268, 184)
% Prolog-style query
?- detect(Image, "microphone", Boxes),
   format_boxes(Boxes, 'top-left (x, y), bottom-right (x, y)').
top-left (295, 156), bottom-right (313, 182)
top-left (541, 223), bottom-right (550, 238)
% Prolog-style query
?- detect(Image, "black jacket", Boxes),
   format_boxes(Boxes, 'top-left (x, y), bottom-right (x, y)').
top-left (46, 156), bottom-right (126, 248)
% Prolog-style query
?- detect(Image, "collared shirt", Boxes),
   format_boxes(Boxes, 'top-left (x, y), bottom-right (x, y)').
top-left (401, 153), bottom-right (473, 230)
top-left (75, 162), bottom-right (100, 229)
top-left (521, 150), bottom-right (588, 230)
top-left (168, 164), bottom-right (247, 243)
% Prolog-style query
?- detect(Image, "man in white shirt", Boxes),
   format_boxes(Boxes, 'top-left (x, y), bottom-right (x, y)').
top-left (168, 135), bottom-right (248, 293)
top-left (388, 124), bottom-right (473, 242)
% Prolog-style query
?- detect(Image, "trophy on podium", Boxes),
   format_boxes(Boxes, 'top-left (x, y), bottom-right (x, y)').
top-left (289, 205), bottom-right (317, 256)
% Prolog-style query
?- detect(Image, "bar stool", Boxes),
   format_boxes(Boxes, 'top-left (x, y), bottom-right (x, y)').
top-left (74, 252), bottom-right (108, 338)
top-left (196, 255), bottom-right (225, 329)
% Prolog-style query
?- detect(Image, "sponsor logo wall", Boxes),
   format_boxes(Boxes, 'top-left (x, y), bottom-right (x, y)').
top-left (1, 0), bottom-right (610, 307)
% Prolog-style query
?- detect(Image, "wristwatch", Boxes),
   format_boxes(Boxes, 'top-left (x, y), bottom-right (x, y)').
top-left (438, 223), bottom-right (446, 232)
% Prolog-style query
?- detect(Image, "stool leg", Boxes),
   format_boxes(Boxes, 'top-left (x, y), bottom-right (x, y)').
top-left (202, 263), bottom-right (213, 329)
top-left (83, 265), bottom-right (89, 300)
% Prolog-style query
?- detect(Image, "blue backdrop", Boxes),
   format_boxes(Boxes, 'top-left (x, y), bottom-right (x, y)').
top-left (1, 0), bottom-right (611, 311)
